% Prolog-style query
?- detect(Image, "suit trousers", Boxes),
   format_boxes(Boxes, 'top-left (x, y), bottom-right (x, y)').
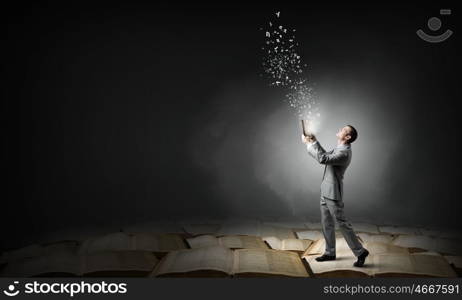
top-left (320, 196), bottom-right (365, 257)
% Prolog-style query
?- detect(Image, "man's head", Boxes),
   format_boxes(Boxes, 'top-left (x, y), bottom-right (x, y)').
top-left (336, 125), bottom-right (358, 144)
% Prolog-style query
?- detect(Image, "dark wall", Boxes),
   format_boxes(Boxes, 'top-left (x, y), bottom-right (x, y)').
top-left (4, 2), bottom-right (461, 250)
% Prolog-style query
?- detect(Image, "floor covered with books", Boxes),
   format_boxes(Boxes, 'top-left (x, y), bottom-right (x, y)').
top-left (1, 218), bottom-right (461, 278)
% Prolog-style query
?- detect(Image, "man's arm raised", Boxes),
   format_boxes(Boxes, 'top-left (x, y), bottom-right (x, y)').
top-left (302, 135), bottom-right (349, 166)
top-left (311, 141), bottom-right (349, 165)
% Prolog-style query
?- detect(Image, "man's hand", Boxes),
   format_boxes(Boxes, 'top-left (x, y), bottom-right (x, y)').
top-left (301, 134), bottom-right (317, 144)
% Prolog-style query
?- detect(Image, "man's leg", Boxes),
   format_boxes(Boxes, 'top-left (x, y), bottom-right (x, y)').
top-left (324, 198), bottom-right (366, 257)
top-left (320, 197), bottom-right (336, 256)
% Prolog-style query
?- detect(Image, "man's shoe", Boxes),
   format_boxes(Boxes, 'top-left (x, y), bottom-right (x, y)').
top-left (315, 254), bottom-right (336, 262)
top-left (353, 249), bottom-right (369, 267)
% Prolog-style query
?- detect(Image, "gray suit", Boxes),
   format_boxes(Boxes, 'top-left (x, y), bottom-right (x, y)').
top-left (306, 140), bottom-right (366, 257)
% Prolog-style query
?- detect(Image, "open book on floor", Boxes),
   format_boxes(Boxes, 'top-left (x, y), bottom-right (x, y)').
top-left (391, 234), bottom-right (462, 255)
top-left (77, 232), bottom-right (187, 258)
top-left (303, 241), bottom-right (457, 278)
top-left (357, 233), bottom-right (394, 244)
top-left (0, 250), bottom-right (159, 277)
top-left (150, 245), bottom-right (309, 278)
top-left (186, 235), bottom-right (268, 249)
top-left (351, 223), bottom-right (380, 234)
top-left (303, 236), bottom-right (365, 256)
top-left (0, 240), bottom-right (79, 264)
top-left (216, 222), bottom-right (296, 240)
top-left (305, 252), bottom-right (457, 278)
top-left (304, 240), bottom-right (410, 258)
top-left (443, 256), bottom-right (462, 277)
top-left (263, 237), bottom-right (312, 253)
top-left (378, 225), bottom-right (422, 235)
top-left (295, 230), bottom-right (343, 241)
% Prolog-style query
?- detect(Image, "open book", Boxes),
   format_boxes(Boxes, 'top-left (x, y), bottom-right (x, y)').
top-left (303, 241), bottom-right (457, 278)
top-left (77, 232), bottom-right (187, 257)
top-left (0, 240), bottom-right (79, 264)
top-left (357, 233), bottom-right (394, 244)
top-left (378, 225), bottom-right (421, 235)
top-left (304, 240), bottom-right (409, 258)
top-left (216, 222), bottom-right (296, 240)
top-left (444, 256), bottom-right (462, 276)
top-left (419, 228), bottom-right (462, 240)
top-left (296, 230), bottom-right (343, 241)
top-left (150, 245), bottom-right (309, 277)
top-left (0, 250), bottom-right (159, 277)
top-left (352, 223), bottom-right (380, 234)
top-left (263, 237), bottom-right (312, 253)
top-left (303, 236), bottom-right (364, 256)
top-left (186, 235), bottom-right (268, 249)
top-left (305, 252), bottom-right (457, 278)
top-left (391, 234), bottom-right (462, 255)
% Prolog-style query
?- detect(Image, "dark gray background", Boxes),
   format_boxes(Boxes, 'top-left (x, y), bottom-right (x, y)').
top-left (3, 2), bottom-right (461, 251)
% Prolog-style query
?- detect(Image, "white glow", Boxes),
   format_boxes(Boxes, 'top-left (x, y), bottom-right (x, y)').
top-left (300, 116), bottom-right (322, 135)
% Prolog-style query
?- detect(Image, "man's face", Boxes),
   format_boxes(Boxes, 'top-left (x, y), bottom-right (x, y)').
top-left (336, 126), bottom-right (351, 142)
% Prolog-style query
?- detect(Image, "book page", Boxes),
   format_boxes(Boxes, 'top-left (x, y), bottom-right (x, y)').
top-left (219, 235), bottom-right (268, 249)
top-left (262, 237), bottom-right (283, 250)
top-left (304, 254), bottom-right (373, 277)
top-left (81, 250), bottom-right (158, 275)
top-left (77, 232), bottom-right (132, 254)
top-left (295, 230), bottom-right (323, 241)
top-left (443, 255), bottom-right (462, 269)
top-left (0, 241), bottom-right (79, 264)
top-left (419, 228), bottom-right (462, 240)
top-left (379, 226), bottom-right (421, 235)
top-left (234, 248), bottom-right (309, 277)
top-left (296, 230), bottom-right (342, 241)
top-left (186, 235), bottom-right (219, 249)
top-left (352, 223), bottom-right (379, 234)
top-left (281, 239), bottom-right (312, 252)
top-left (303, 237), bottom-right (354, 256)
top-left (260, 225), bottom-right (296, 240)
top-left (216, 221), bottom-right (261, 237)
top-left (392, 235), bottom-right (462, 255)
top-left (364, 241), bottom-right (409, 255)
top-left (303, 239), bottom-right (324, 256)
top-left (150, 245), bottom-right (234, 276)
top-left (358, 233), bottom-right (394, 244)
top-left (412, 253), bottom-right (458, 277)
top-left (0, 252), bottom-right (80, 277)
top-left (132, 233), bottom-right (187, 252)
top-left (373, 253), bottom-right (457, 277)
top-left (391, 235), bottom-right (434, 251)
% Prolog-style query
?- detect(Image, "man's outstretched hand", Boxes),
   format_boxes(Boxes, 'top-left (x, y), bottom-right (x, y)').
top-left (301, 133), bottom-right (317, 144)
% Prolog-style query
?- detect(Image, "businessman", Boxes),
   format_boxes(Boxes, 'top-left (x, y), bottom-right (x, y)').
top-left (301, 125), bottom-right (369, 267)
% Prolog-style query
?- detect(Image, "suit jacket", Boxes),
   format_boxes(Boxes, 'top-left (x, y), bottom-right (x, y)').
top-left (306, 140), bottom-right (352, 201)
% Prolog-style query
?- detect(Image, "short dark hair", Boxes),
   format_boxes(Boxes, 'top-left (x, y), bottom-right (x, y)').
top-left (346, 125), bottom-right (358, 144)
